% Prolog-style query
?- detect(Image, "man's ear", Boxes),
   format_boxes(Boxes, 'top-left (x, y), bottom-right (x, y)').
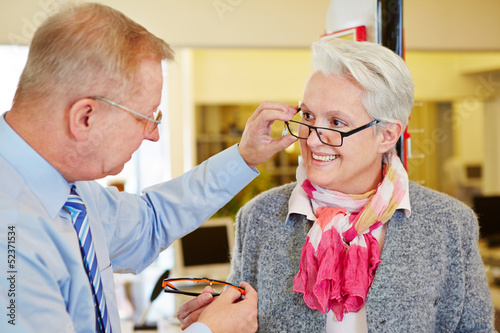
top-left (68, 98), bottom-right (98, 141)
top-left (378, 120), bottom-right (403, 154)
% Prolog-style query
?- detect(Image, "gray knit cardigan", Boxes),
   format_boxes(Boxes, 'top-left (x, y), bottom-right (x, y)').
top-left (228, 181), bottom-right (496, 332)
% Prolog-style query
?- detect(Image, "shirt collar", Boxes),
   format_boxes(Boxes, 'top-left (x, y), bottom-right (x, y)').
top-left (0, 113), bottom-right (71, 219)
top-left (286, 183), bottom-right (317, 223)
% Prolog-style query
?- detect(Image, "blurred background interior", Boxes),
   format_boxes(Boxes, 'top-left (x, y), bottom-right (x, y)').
top-left (2, 0), bottom-right (500, 331)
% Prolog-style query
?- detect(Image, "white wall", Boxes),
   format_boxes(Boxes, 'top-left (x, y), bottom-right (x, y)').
top-left (404, 0), bottom-right (500, 51)
top-left (2, 0), bottom-right (500, 50)
top-left (0, 0), bottom-right (330, 48)
top-left (193, 48), bottom-right (312, 104)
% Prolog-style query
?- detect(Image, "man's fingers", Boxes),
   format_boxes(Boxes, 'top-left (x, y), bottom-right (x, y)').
top-left (263, 134), bottom-right (298, 154)
top-left (217, 285), bottom-right (244, 303)
top-left (238, 101), bottom-right (299, 168)
top-left (243, 109), bottom-right (297, 142)
top-left (178, 308), bottom-right (205, 330)
top-left (196, 281), bottom-right (259, 333)
top-left (177, 291), bottom-right (213, 321)
top-left (201, 285), bottom-right (216, 294)
top-left (258, 105), bottom-right (298, 122)
top-left (239, 281), bottom-right (258, 303)
top-left (279, 134), bottom-right (299, 149)
top-left (250, 101), bottom-right (297, 122)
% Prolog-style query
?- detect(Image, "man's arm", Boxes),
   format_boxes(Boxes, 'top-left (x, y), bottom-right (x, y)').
top-left (95, 102), bottom-right (298, 274)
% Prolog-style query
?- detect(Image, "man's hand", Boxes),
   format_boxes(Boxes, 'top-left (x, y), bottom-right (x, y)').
top-left (238, 101), bottom-right (298, 169)
top-left (177, 286), bottom-right (215, 330)
top-left (177, 282), bottom-right (258, 333)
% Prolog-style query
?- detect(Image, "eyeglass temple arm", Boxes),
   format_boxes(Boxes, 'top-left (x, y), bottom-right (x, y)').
top-left (90, 96), bottom-right (161, 124)
top-left (164, 289), bottom-right (221, 297)
top-left (344, 120), bottom-right (380, 137)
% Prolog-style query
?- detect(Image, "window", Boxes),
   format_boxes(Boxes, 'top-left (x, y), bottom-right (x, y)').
top-left (0, 45), bottom-right (29, 114)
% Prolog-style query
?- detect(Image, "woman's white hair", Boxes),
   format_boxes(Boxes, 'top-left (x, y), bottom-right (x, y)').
top-left (311, 39), bottom-right (414, 130)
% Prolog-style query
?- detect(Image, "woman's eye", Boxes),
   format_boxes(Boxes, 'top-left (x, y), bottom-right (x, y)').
top-left (302, 112), bottom-right (314, 121)
top-left (332, 119), bottom-right (347, 127)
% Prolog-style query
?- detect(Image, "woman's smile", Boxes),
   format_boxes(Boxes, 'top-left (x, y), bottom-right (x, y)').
top-left (311, 152), bottom-right (339, 162)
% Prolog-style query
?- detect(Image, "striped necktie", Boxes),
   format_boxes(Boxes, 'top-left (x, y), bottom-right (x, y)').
top-left (64, 187), bottom-right (112, 333)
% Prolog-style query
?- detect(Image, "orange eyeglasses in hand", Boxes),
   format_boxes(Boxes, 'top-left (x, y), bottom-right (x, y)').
top-left (162, 277), bottom-right (246, 298)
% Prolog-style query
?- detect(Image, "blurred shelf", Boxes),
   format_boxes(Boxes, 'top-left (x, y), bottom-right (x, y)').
top-left (196, 103), bottom-right (300, 190)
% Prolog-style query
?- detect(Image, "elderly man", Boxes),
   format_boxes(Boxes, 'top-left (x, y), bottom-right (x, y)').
top-left (0, 3), bottom-right (297, 333)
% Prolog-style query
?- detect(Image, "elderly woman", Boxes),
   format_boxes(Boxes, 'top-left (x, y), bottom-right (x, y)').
top-left (229, 39), bottom-right (494, 332)
top-left (178, 39), bottom-right (495, 332)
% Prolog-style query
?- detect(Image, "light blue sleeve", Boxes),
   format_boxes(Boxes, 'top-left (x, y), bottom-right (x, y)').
top-left (80, 144), bottom-right (259, 274)
top-left (184, 322), bottom-right (213, 333)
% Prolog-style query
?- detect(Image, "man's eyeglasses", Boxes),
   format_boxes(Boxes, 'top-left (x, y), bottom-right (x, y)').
top-left (284, 108), bottom-right (379, 147)
top-left (162, 277), bottom-right (245, 298)
top-left (89, 96), bottom-right (162, 134)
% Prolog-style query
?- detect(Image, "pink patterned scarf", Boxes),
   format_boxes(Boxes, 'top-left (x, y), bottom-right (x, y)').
top-left (293, 152), bottom-right (408, 321)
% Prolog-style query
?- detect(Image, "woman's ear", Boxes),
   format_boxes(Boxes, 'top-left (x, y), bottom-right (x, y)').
top-left (378, 120), bottom-right (403, 154)
top-left (68, 98), bottom-right (98, 141)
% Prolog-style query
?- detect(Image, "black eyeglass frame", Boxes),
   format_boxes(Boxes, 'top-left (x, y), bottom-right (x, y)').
top-left (162, 277), bottom-right (245, 298)
top-left (285, 108), bottom-right (380, 147)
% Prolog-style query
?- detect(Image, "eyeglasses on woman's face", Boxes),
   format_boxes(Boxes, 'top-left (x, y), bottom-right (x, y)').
top-left (284, 108), bottom-right (379, 147)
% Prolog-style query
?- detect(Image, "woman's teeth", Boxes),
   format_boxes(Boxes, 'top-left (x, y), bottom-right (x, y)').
top-left (312, 153), bottom-right (339, 162)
